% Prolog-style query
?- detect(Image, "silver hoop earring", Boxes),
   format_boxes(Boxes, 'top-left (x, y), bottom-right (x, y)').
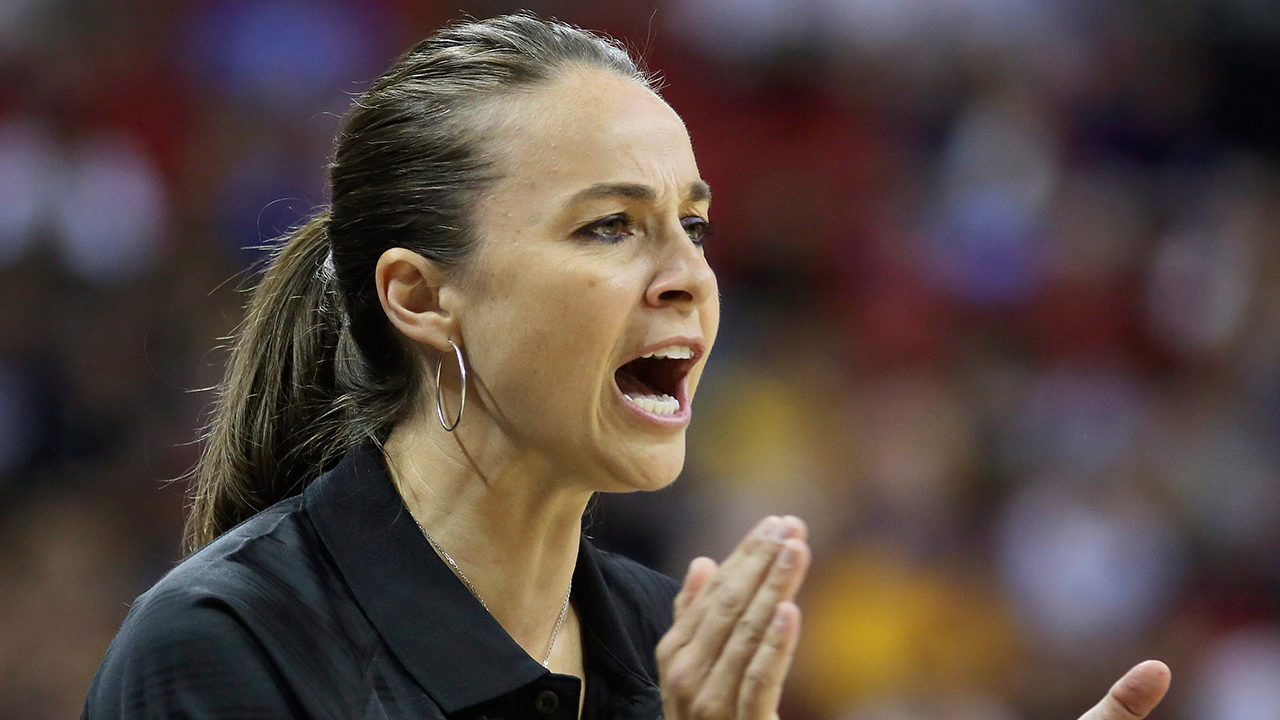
top-left (435, 339), bottom-right (466, 432)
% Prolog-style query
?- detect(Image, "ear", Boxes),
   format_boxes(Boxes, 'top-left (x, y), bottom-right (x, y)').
top-left (374, 248), bottom-right (457, 353)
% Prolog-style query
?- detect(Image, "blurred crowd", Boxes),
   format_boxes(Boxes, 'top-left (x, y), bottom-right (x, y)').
top-left (0, 0), bottom-right (1277, 718)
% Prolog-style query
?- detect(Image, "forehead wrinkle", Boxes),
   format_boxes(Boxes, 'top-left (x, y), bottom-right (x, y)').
top-left (476, 69), bottom-right (705, 226)
top-left (567, 182), bottom-right (657, 207)
top-left (564, 178), bottom-right (711, 212)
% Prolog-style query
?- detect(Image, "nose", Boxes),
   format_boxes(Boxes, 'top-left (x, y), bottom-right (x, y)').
top-left (644, 222), bottom-right (717, 311)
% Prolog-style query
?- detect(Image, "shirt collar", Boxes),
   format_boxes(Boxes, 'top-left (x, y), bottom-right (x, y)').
top-left (302, 441), bottom-right (661, 716)
top-left (574, 540), bottom-right (664, 720)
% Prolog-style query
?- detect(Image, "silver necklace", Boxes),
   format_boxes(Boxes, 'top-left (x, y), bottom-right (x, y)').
top-left (410, 514), bottom-right (572, 668)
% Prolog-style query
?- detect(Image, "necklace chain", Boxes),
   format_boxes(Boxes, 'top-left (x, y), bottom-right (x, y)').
top-left (410, 514), bottom-right (572, 668)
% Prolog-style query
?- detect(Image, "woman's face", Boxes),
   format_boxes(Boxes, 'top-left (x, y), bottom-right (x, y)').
top-left (449, 67), bottom-right (719, 492)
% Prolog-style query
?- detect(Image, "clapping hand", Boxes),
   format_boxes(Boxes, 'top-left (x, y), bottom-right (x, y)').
top-left (657, 516), bottom-right (810, 720)
top-left (657, 516), bottom-right (1172, 720)
top-left (1076, 660), bottom-right (1171, 720)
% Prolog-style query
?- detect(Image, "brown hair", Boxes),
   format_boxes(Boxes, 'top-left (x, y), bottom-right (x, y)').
top-left (185, 14), bottom-right (650, 552)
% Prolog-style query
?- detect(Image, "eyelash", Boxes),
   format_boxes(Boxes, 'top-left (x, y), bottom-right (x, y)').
top-left (574, 213), bottom-right (713, 247)
top-left (682, 216), bottom-right (713, 246)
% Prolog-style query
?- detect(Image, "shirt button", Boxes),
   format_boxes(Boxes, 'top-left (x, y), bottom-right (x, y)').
top-left (534, 690), bottom-right (559, 714)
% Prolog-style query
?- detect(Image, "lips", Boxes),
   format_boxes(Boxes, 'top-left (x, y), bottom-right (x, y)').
top-left (613, 339), bottom-right (704, 419)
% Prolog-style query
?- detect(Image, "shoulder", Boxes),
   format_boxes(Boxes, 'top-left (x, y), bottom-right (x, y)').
top-left (84, 498), bottom-right (374, 720)
top-left (130, 496), bottom-right (344, 632)
top-left (590, 544), bottom-right (681, 644)
top-left (592, 545), bottom-right (681, 612)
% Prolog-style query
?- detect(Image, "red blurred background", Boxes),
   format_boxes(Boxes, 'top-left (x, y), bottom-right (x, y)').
top-left (0, 0), bottom-right (1278, 718)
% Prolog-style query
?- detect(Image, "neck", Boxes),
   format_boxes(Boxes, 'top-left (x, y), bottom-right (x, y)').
top-left (382, 409), bottom-right (591, 664)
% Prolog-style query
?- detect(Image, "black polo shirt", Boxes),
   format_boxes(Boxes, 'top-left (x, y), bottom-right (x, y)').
top-left (82, 442), bottom-right (678, 720)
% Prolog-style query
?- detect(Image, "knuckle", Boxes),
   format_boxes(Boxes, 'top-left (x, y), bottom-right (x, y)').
top-left (701, 574), bottom-right (727, 599)
top-left (765, 623), bottom-right (789, 649)
top-left (744, 664), bottom-right (773, 691)
top-left (1105, 689), bottom-right (1143, 720)
top-left (734, 612), bottom-right (767, 643)
top-left (769, 555), bottom-right (800, 586)
top-left (713, 588), bottom-right (751, 617)
top-left (688, 695), bottom-right (727, 720)
top-left (663, 656), bottom-right (701, 699)
top-left (656, 634), bottom-right (679, 663)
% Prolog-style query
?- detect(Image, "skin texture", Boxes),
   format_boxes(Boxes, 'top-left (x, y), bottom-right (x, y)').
top-left (375, 66), bottom-right (719, 691)
top-left (453, 68), bottom-right (719, 493)
top-left (371, 66), bottom-right (1171, 720)
top-left (657, 516), bottom-right (811, 720)
top-left (1081, 660), bottom-right (1172, 720)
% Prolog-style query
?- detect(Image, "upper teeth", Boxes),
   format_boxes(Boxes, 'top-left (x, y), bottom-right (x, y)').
top-left (642, 345), bottom-right (694, 360)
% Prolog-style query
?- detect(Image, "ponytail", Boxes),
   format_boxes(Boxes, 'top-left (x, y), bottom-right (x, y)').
top-left (185, 213), bottom-right (350, 552)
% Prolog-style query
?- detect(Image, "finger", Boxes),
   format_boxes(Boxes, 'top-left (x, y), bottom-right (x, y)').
top-left (674, 557), bottom-right (718, 620)
top-left (674, 522), bottom-right (807, 696)
top-left (776, 515), bottom-right (808, 542)
top-left (1079, 660), bottom-right (1171, 720)
top-left (661, 516), bottom-right (799, 655)
top-left (681, 516), bottom-right (806, 630)
top-left (676, 516), bottom-right (800, 643)
top-left (698, 537), bottom-right (810, 708)
top-left (737, 601), bottom-right (801, 720)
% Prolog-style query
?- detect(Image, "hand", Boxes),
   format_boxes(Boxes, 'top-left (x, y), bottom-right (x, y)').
top-left (656, 516), bottom-right (811, 720)
top-left (1078, 660), bottom-right (1171, 720)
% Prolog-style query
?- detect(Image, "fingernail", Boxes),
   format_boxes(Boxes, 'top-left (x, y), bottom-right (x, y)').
top-left (777, 543), bottom-right (799, 569)
top-left (777, 516), bottom-right (798, 539)
top-left (755, 516), bottom-right (780, 540)
top-left (771, 606), bottom-right (789, 630)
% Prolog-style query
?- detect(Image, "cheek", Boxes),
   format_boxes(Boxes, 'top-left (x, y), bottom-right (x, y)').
top-left (705, 281), bottom-right (721, 337)
top-left (466, 263), bottom-right (630, 414)
top-left (688, 282), bottom-right (720, 395)
top-left (698, 278), bottom-right (721, 357)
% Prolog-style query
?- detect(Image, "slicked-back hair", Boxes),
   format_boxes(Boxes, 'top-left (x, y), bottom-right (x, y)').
top-left (186, 14), bottom-right (651, 553)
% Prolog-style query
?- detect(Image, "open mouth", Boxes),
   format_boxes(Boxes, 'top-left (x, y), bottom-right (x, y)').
top-left (613, 347), bottom-right (698, 417)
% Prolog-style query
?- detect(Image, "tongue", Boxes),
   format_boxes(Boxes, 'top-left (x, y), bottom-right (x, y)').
top-left (615, 365), bottom-right (658, 397)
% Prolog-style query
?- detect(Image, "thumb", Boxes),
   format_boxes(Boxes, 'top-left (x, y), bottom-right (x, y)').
top-left (674, 556), bottom-right (717, 620)
top-left (1080, 660), bottom-right (1171, 720)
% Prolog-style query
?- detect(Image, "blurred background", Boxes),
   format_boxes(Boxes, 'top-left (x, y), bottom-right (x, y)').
top-left (0, 0), bottom-right (1278, 717)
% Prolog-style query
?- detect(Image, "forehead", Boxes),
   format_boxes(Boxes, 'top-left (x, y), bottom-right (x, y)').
top-left (480, 68), bottom-right (701, 202)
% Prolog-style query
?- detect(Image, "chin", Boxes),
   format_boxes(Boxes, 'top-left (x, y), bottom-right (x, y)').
top-left (598, 438), bottom-right (687, 493)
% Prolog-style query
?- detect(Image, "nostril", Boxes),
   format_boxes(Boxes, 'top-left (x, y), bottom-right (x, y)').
top-left (658, 289), bottom-right (693, 303)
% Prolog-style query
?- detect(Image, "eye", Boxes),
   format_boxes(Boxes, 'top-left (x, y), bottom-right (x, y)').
top-left (681, 216), bottom-right (712, 246)
top-left (575, 213), bottom-right (633, 243)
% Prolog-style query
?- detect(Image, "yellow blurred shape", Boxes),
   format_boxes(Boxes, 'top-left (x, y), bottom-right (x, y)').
top-left (792, 545), bottom-right (1020, 716)
top-left (693, 368), bottom-right (838, 489)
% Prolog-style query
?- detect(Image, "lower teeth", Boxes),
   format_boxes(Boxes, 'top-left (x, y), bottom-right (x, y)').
top-left (624, 392), bottom-right (679, 416)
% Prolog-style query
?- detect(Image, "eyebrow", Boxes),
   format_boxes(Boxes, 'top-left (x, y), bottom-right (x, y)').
top-left (567, 180), bottom-right (712, 206)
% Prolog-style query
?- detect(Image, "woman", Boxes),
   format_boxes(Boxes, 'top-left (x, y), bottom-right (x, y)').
top-left (82, 14), bottom-right (1170, 720)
